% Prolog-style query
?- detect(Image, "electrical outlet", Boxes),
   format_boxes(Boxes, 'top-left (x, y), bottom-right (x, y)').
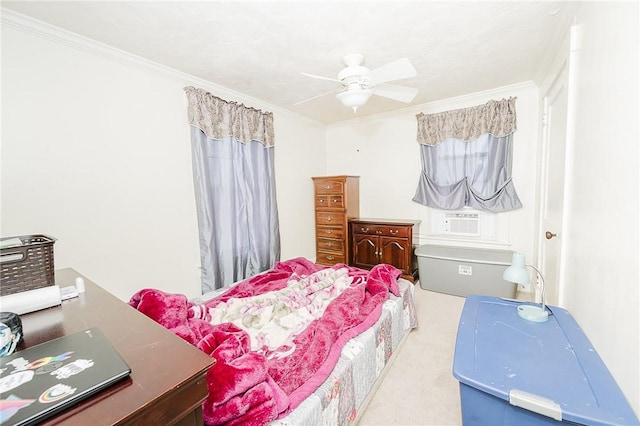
top-left (458, 265), bottom-right (473, 276)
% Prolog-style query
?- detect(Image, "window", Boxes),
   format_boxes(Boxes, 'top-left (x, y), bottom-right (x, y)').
top-left (184, 87), bottom-right (280, 292)
top-left (413, 98), bottom-right (522, 213)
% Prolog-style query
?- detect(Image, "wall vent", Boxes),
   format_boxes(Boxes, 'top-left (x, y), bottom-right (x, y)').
top-left (444, 213), bottom-right (480, 236)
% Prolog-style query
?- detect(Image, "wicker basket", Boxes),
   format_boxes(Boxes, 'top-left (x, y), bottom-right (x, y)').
top-left (0, 235), bottom-right (56, 296)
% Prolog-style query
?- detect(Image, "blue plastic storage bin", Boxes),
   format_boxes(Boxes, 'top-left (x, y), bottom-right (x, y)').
top-left (453, 295), bottom-right (639, 425)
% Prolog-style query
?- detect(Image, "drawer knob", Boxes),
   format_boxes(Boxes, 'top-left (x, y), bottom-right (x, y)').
top-left (327, 216), bottom-right (333, 221)
top-left (325, 185), bottom-right (332, 190)
top-left (332, 199), bottom-right (338, 203)
top-left (319, 199), bottom-right (324, 203)
top-left (360, 227), bottom-right (369, 232)
top-left (326, 255), bottom-right (334, 261)
top-left (376, 230), bottom-right (382, 235)
top-left (390, 229), bottom-right (398, 235)
top-left (325, 230), bottom-right (333, 234)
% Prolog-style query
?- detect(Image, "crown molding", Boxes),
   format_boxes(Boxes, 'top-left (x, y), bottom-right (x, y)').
top-left (327, 80), bottom-right (537, 128)
top-left (1, 8), bottom-right (176, 77)
top-left (1, 7), bottom-right (324, 127)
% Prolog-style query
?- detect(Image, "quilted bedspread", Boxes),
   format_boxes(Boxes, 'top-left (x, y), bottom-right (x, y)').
top-left (129, 257), bottom-right (402, 426)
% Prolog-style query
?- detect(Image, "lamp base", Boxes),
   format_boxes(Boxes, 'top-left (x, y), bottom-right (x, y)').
top-left (517, 305), bottom-right (549, 322)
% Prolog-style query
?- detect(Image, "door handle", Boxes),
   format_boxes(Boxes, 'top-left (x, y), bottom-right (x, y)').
top-left (545, 231), bottom-right (557, 240)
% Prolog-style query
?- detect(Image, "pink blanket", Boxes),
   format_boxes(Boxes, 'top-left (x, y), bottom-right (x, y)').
top-left (129, 257), bottom-right (400, 426)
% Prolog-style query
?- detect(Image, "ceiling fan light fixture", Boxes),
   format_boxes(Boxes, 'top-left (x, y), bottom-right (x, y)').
top-left (336, 87), bottom-right (372, 113)
top-left (298, 54), bottom-right (417, 112)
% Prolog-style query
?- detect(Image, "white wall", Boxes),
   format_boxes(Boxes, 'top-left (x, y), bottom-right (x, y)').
top-left (556, 2), bottom-right (639, 415)
top-left (272, 115), bottom-right (326, 261)
top-left (1, 16), bottom-right (324, 301)
top-left (325, 83), bottom-right (540, 263)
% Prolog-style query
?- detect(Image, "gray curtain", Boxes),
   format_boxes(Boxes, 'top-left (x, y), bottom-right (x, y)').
top-left (413, 134), bottom-right (522, 211)
top-left (185, 87), bottom-right (280, 292)
top-left (413, 98), bottom-right (522, 212)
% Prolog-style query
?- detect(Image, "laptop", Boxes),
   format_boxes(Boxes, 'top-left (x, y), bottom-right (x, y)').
top-left (0, 327), bottom-right (131, 426)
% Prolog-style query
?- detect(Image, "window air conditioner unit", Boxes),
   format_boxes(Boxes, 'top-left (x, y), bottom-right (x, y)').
top-left (444, 213), bottom-right (480, 236)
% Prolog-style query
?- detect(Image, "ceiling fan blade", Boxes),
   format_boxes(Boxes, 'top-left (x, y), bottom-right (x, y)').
top-left (373, 83), bottom-right (419, 103)
top-left (294, 88), bottom-right (339, 106)
top-left (368, 58), bottom-right (417, 84)
top-left (300, 72), bottom-right (341, 83)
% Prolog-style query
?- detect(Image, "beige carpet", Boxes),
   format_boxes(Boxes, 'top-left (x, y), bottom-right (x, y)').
top-left (357, 285), bottom-right (466, 426)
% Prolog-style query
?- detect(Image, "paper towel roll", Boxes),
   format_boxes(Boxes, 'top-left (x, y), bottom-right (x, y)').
top-left (0, 286), bottom-right (62, 315)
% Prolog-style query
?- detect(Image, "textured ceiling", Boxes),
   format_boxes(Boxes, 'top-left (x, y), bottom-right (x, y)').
top-left (1, 1), bottom-right (576, 124)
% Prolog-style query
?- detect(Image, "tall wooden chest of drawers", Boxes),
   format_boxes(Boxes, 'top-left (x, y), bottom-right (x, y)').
top-left (312, 175), bottom-right (360, 266)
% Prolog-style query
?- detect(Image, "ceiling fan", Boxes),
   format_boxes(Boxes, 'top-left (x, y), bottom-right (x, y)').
top-left (295, 53), bottom-right (419, 112)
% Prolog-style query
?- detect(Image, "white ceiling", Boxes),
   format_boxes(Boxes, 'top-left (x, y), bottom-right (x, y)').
top-left (1, 1), bottom-right (576, 124)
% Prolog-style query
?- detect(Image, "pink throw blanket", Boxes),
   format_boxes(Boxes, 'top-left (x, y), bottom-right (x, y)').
top-left (129, 257), bottom-right (400, 426)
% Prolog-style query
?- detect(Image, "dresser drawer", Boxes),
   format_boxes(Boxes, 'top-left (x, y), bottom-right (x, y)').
top-left (317, 237), bottom-right (345, 253)
top-left (316, 212), bottom-right (344, 226)
top-left (316, 251), bottom-right (346, 265)
top-left (313, 179), bottom-right (345, 195)
top-left (315, 194), bottom-right (344, 209)
top-left (351, 224), bottom-right (410, 238)
top-left (316, 226), bottom-right (345, 240)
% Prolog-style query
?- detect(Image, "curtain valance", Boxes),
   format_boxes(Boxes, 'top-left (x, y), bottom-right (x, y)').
top-left (184, 86), bottom-right (275, 147)
top-left (416, 97), bottom-right (517, 146)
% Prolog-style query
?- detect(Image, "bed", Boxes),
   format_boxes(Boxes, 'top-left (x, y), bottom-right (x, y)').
top-left (129, 257), bottom-right (417, 426)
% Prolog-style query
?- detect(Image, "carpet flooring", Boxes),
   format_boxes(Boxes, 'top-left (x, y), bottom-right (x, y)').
top-left (357, 285), bottom-right (466, 426)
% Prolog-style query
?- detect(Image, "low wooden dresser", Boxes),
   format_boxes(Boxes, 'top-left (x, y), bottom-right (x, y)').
top-left (312, 175), bottom-right (360, 266)
top-left (350, 218), bottom-right (420, 282)
top-left (13, 268), bottom-right (215, 425)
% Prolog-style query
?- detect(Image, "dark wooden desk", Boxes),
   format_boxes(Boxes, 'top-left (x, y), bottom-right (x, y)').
top-left (15, 268), bottom-right (214, 425)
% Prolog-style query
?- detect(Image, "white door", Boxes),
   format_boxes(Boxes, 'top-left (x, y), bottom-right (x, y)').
top-left (539, 62), bottom-right (569, 306)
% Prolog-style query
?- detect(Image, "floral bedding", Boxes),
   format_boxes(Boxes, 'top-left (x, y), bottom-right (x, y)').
top-left (129, 257), bottom-right (416, 426)
top-left (271, 277), bottom-right (417, 425)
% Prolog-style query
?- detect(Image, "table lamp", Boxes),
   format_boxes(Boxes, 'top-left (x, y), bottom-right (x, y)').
top-left (502, 252), bottom-right (549, 322)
